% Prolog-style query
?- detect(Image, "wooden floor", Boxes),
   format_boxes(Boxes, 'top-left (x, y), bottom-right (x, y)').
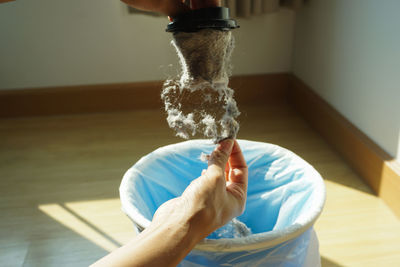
top-left (1, 104), bottom-right (399, 267)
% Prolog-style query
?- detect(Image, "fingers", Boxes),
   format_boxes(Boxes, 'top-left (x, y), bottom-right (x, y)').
top-left (205, 139), bottom-right (248, 202)
top-left (228, 140), bottom-right (248, 187)
top-left (229, 140), bottom-right (247, 170)
top-left (164, 0), bottom-right (191, 16)
top-left (225, 162), bottom-right (230, 181)
top-left (207, 139), bottom-right (234, 177)
top-left (121, 0), bottom-right (190, 17)
top-left (190, 0), bottom-right (221, 9)
top-left (226, 141), bottom-right (248, 208)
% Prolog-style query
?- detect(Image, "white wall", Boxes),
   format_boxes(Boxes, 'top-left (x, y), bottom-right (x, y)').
top-left (293, 0), bottom-right (400, 161)
top-left (1, 1), bottom-right (398, 159)
top-left (0, 0), bottom-right (294, 90)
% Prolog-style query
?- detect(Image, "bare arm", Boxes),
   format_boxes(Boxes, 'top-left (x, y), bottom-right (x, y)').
top-left (91, 139), bottom-right (248, 267)
top-left (90, 212), bottom-right (200, 267)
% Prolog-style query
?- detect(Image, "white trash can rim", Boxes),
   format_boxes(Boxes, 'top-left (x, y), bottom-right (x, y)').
top-left (120, 139), bottom-right (326, 252)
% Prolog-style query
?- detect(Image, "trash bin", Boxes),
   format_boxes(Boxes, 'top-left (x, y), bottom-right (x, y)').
top-left (120, 140), bottom-right (326, 267)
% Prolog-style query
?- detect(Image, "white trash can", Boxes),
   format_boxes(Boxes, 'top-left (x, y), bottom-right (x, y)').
top-left (120, 140), bottom-right (326, 267)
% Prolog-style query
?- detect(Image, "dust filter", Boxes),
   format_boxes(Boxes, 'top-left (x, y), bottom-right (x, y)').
top-left (162, 7), bottom-right (240, 142)
top-left (120, 140), bottom-right (326, 266)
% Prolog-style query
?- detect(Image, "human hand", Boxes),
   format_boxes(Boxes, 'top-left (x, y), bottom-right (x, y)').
top-left (121, 0), bottom-right (221, 17)
top-left (190, 0), bottom-right (221, 10)
top-left (150, 139), bottom-right (248, 242)
top-left (92, 139), bottom-right (247, 267)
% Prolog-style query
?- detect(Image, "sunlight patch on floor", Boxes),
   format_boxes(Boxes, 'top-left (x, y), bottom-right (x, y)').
top-left (38, 198), bottom-right (134, 252)
top-left (316, 180), bottom-right (400, 267)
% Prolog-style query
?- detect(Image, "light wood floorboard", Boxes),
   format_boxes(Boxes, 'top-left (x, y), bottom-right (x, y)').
top-left (0, 104), bottom-right (399, 267)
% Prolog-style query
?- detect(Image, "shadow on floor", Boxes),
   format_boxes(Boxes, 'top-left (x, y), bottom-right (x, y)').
top-left (0, 206), bottom-right (109, 267)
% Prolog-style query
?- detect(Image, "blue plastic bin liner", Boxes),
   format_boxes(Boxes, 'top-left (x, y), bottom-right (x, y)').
top-left (120, 140), bottom-right (326, 267)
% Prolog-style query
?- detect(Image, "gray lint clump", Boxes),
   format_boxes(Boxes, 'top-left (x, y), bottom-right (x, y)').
top-left (161, 29), bottom-right (240, 143)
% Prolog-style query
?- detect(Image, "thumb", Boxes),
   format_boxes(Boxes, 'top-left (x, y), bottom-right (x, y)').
top-left (208, 139), bottom-right (234, 176)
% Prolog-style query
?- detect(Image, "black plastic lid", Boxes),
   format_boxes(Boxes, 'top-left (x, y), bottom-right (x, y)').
top-left (166, 7), bottom-right (239, 32)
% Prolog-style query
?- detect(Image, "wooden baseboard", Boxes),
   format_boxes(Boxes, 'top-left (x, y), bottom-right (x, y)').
top-left (0, 73), bottom-right (289, 118)
top-left (230, 73), bottom-right (289, 105)
top-left (0, 81), bottom-right (163, 118)
top-left (288, 75), bottom-right (400, 218)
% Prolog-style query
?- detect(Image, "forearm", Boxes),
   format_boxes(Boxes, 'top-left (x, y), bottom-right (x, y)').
top-left (92, 202), bottom-right (203, 267)
top-left (127, 222), bottom-right (199, 267)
